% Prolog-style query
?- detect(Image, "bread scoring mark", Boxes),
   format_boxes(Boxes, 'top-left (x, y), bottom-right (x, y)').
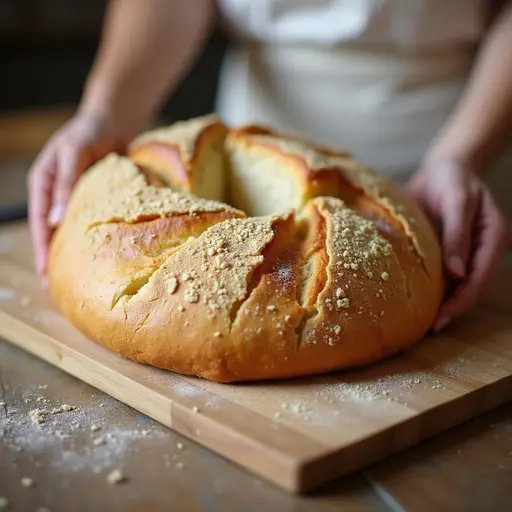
top-left (109, 214), bottom-right (239, 310)
top-left (228, 259), bottom-right (266, 329)
top-left (85, 208), bottom-right (243, 235)
top-left (111, 267), bottom-right (161, 309)
top-left (227, 216), bottom-right (297, 331)
top-left (303, 197), bottom-right (397, 345)
top-left (294, 210), bottom-right (329, 349)
top-left (76, 154), bottom-right (243, 233)
top-left (229, 130), bottom-right (431, 282)
top-left (86, 214), bottom-right (164, 233)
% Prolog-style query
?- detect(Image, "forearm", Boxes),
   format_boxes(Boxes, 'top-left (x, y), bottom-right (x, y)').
top-left (426, 3), bottom-right (512, 172)
top-left (80, 0), bottom-right (214, 132)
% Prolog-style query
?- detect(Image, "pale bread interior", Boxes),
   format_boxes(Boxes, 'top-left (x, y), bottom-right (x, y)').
top-left (227, 143), bottom-right (305, 216)
top-left (193, 140), bottom-right (226, 203)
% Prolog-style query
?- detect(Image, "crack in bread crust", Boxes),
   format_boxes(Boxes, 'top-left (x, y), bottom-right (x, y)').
top-left (86, 214), bottom-right (165, 233)
top-left (111, 267), bottom-right (161, 309)
top-left (294, 211), bottom-right (328, 349)
top-left (109, 214), bottom-right (243, 310)
top-left (335, 174), bottom-right (432, 281)
top-left (228, 260), bottom-right (267, 331)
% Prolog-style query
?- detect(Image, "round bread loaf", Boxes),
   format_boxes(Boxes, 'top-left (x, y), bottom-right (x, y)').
top-left (48, 114), bottom-right (444, 382)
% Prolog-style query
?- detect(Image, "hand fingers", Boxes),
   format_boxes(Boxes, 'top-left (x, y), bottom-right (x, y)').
top-left (50, 144), bottom-right (92, 227)
top-left (434, 189), bottom-right (509, 331)
top-left (405, 172), bottom-right (426, 198)
top-left (440, 186), bottom-right (478, 279)
top-left (28, 148), bottom-right (57, 277)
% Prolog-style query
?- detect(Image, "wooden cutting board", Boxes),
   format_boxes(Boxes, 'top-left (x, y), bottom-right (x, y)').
top-left (1, 221), bottom-right (512, 493)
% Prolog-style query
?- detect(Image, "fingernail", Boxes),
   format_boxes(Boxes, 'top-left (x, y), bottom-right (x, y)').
top-left (434, 316), bottom-right (450, 333)
top-left (48, 204), bottom-right (66, 227)
top-left (449, 256), bottom-right (465, 277)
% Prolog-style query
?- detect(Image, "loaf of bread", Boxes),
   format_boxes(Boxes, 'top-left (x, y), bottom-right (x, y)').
top-left (48, 115), bottom-right (443, 382)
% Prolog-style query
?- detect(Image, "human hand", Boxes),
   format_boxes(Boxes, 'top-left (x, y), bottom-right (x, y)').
top-left (28, 111), bottom-right (132, 281)
top-left (407, 158), bottom-right (511, 332)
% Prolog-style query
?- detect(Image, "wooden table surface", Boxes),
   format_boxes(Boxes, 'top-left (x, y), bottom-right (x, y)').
top-left (0, 272), bottom-right (511, 512)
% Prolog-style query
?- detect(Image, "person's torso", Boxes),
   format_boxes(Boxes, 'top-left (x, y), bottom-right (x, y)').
top-left (217, 0), bottom-right (485, 49)
top-left (215, 0), bottom-right (488, 178)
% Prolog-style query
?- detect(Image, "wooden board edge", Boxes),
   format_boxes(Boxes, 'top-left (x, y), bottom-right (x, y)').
top-left (296, 374), bottom-right (512, 493)
top-left (170, 401), bottom-right (307, 491)
top-left (0, 311), bottom-right (319, 492)
top-left (3, 306), bottom-right (512, 493)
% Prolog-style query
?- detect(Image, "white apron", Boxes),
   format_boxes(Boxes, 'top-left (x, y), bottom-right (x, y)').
top-left (215, 0), bottom-right (486, 184)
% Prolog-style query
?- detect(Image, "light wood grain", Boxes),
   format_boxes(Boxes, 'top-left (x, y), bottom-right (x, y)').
top-left (1, 221), bottom-right (511, 492)
top-left (0, 338), bottom-right (385, 512)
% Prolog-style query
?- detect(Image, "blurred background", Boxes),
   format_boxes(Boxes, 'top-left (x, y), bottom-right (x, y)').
top-left (0, 0), bottom-right (228, 219)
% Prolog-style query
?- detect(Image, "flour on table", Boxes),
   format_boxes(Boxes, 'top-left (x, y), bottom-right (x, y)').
top-left (0, 390), bottom-right (169, 477)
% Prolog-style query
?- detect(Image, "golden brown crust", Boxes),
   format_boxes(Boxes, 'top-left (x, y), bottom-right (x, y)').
top-left (48, 117), bottom-right (444, 382)
top-left (128, 114), bottom-right (228, 201)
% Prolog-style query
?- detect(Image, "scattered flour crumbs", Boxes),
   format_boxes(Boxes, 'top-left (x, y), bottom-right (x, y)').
top-left (170, 350), bottom-right (506, 427)
top-left (0, 390), bottom-right (173, 483)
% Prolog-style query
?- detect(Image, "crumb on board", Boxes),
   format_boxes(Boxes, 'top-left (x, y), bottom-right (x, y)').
top-left (29, 409), bottom-right (47, 425)
top-left (21, 477), bottom-right (35, 488)
top-left (281, 401), bottom-right (311, 414)
top-left (106, 469), bottom-right (126, 485)
top-left (50, 404), bottom-right (76, 415)
top-left (38, 385), bottom-right (48, 390)
top-left (90, 425), bottom-right (100, 432)
top-left (177, 442), bottom-right (183, 450)
top-left (192, 406), bottom-right (199, 413)
top-left (175, 462), bottom-right (184, 470)
top-left (93, 436), bottom-right (106, 446)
